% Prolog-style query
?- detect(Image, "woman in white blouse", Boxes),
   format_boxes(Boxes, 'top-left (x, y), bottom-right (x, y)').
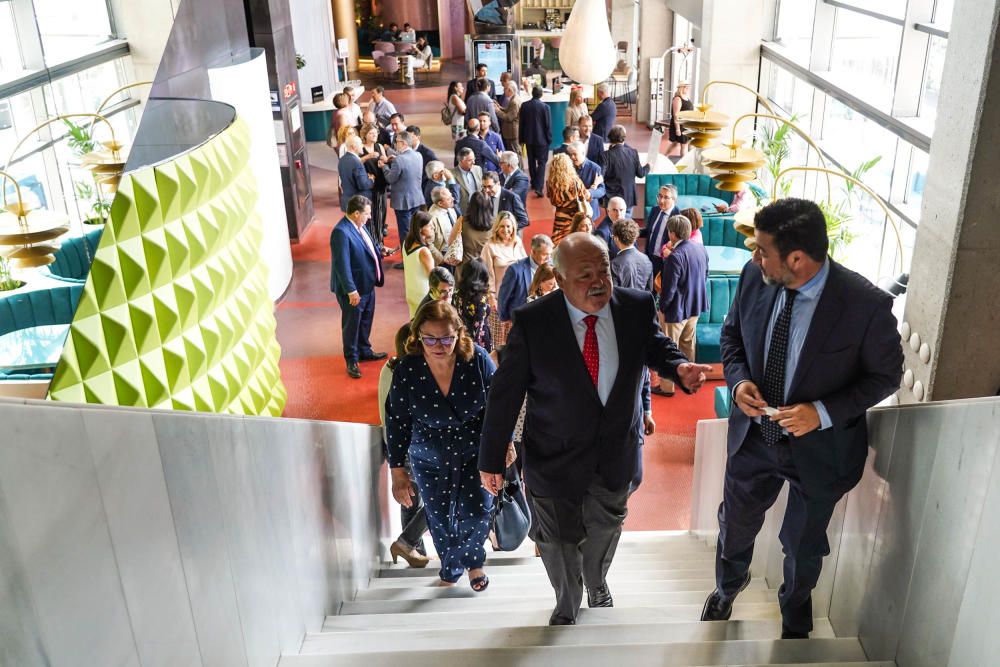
top-left (479, 211), bottom-right (526, 347)
top-left (565, 87), bottom-right (589, 127)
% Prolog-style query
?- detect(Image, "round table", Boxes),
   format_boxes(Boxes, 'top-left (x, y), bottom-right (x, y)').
top-left (0, 323), bottom-right (70, 372)
top-left (706, 245), bottom-right (752, 275)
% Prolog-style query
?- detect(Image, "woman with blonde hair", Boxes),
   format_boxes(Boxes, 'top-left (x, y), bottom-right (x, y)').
top-left (336, 124), bottom-right (358, 158)
top-left (479, 211), bottom-right (526, 346)
top-left (386, 301), bottom-right (499, 590)
top-left (569, 212), bottom-right (594, 235)
top-left (565, 87), bottom-right (589, 127)
top-left (546, 153), bottom-right (591, 245)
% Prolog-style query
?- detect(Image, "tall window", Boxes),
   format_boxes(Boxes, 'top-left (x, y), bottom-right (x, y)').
top-left (31, 0), bottom-right (114, 64)
top-left (828, 9), bottom-right (902, 109)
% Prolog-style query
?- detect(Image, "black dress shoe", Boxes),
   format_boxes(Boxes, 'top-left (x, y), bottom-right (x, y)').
top-left (587, 584), bottom-right (613, 608)
top-left (392, 262), bottom-right (405, 270)
top-left (781, 628), bottom-right (809, 639)
top-left (534, 189), bottom-right (545, 198)
top-left (346, 361), bottom-right (361, 379)
top-left (359, 352), bottom-right (388, 361)
top-left (548, 614), bottom-right (576, 626)
top-left (700, 571), bottom-right (752, 621)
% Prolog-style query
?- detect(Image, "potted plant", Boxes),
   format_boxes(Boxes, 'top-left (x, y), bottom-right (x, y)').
top-left (296, 53), bottom-right (306, 70)
top-left (0, 256), bottom-right (25, 292)
top-left (73, 180), bottom-right (111, 226)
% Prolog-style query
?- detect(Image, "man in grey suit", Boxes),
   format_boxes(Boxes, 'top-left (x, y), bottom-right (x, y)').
top-left (465, 78), bottom-right (500, 136)
top-left (382, 131), bottom-right (425, 268)
top-left (451, 147), bottom-right (483, 217)
top-left (610, 218), bottom-right (654, 293)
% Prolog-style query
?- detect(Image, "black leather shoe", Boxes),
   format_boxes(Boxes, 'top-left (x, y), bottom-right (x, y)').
top-left (392, 262), bottom-right (405, 270)
top-left (587, 584), bottom-right (614, 608)
top-left (700, 571), bottom-right (751, 621)
top-left (781, 628), bottom-right (809, 639)
top-left (360, 352), bottom-right (388, 361)
top-left (548, 614), bottom-right (576, 626)
top-left (346, 362), bottom-right (361, 379)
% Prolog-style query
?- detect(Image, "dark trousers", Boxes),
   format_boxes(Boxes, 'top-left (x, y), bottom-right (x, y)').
top-left (529, 479), bottom-right (629, 622)
top-left (335, 290), bottom-right (375, 364)
top-left (394, 206), bottom-right (419, 244)
top-left (715, 424), bottom-right (842, 634)
top-left (526, 144), bottom-right (548, 193)
top-left (398, 479), bottom-right (428, 554)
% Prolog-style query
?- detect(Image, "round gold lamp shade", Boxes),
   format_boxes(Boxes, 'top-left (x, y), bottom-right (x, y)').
top-left (700, 140), bottom-right (767, 192)
top-left (676, 104), bottom-right (729, 148)
top-left (0, 170), bottom-right (70, 268)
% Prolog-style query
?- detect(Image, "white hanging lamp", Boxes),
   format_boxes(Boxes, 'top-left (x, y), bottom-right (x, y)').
top-left (558, 0), bottom-right (617, 85)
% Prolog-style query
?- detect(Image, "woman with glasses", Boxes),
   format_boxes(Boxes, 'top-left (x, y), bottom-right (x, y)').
top-left (386, 301), bottom-right (498, 590)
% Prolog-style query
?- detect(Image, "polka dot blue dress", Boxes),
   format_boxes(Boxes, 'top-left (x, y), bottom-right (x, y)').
top-left (386, 345), bottom-right (496, 582)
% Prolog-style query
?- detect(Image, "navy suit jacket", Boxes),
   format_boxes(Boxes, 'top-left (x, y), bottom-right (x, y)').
top-left (594, 215), bottom-right (626, 260)
top-left (480, 287), bottom-right (689, 497)
top-left (465, 77), bottom-right (496, 100)
top-left (519, 98), bottom-right (552, 147)
top-left (640, 205), bottom-right (680, 267)
top-left (338, 151), bottom-right (372, 210)
top-left (584, 132), bottom-right (606, 168)
top-left (415, 143), bottom-right (437, 186)
top-left (659, 239), bottom-right (709, 322)
top-left (330, 218), bottom-right (384, 296)
top-left (591, 97), bottom-right (617, 139)
top-left (721, 260), bottom-right (903, 494)
top-left (576, 159), bottom-right (605, 220)
top-left (603, 143), bottom-right (649, 210)
top-left (496, 188), bottom-right (529, 230)
top-left (502, 169), bottom-right (530, 206)
top-left (497, 256), bottom-right (534, 321)
top-left (454, 133), bottom-right (496, 171)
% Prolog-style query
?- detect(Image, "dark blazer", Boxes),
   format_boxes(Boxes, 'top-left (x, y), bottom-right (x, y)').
top-left (576, 159), bottom-right (606, 221)
top-left (454, 133), bottom-right (495, 170)
top-left (338, 151), bottom-right (373, 210)
top-left (497, 256), bottom-right (533, 321)
top-left (640, 205), bottom-right (680, 273)
top-left (502, 168), bottom-right (530, 207)
top-left (591, 97), bottom-right (617, 139)
top-left (377, 127), bottom-right (398, 149)
top-left (584, 132), bottom-right (606, 168)
top-left (611, 246), bottom-right (653, 292)
top-left (721, 260), bottom-right (903, 494)
top-left (519, 97), bottom-right (552, 147)
top-left (423, 179), bottom-right (462, 215)
top-left (552, 143), bottom-right (572, 158)
top-left (603, 143), bottom-right (649, 210)
top-left (466, 77), bottom-right (496, 100)
top-left (465, 92), bottom-right (500, 132)
top-left (496, 187), bottom-right (529, 230)
top-left (480, 287), bottom-right (689, 496)
top-left (415, 142), bottom-right (438, 186)
top-left (330, 217), bottom-right (384, 295)
top-left (659, 239), bottom-right (709, 322)
top-left (594, 216), bottom-right (619, 260)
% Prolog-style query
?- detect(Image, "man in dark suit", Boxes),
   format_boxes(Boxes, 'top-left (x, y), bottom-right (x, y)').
top-left (465, 63), bottom-right (496, 100)
top-left (454, 118), bottom-right (497, 171)
top-left (657, 214), bottom-right (709, 395)
top-left (577, 115), bottom-right (606, 169)
top-left (338, 136), bottom-right (373, 211)
top-left (590, 82), bottom-right (617, 139)
top-left (377, 112), bottom-right (406, 149)
top-left (594, 196), bottom-right (629, 261)
top-left (519, 85), bottom-right (552, 198)
top-left (640, 184), bottom-right (680, 282)
top-left (609, 215), bottom-right (651, 290)
top-left (498, 150), bottom-right (529, 207)
top-left (406, 125), bottom-right (437, 188)
top-left (552, 126), bottom-right (579, 158)
top-left (603, 125), bottom-right (649, 216)
top-left (481, 233), bottom-right (711, 626)
top-left (330, 195), bottom-right (387, 379)
top-left (482, 171), bottom-right (529, 232)
top-left (701, 198), bottom-right (903, 639)
top-left (465, 79), bottom-right (500, 131)
top-left (497, 234), bottom-right (553, 323)
top-left (382, 132), bottom-right (425, 266)
top-left (567, 143), bottom-right (606, 221)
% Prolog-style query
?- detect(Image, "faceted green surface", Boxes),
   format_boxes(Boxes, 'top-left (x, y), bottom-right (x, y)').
top-left (49, 117), bottom-right (287, 416)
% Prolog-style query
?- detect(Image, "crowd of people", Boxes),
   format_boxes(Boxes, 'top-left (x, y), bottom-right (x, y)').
top-left (328, 78), bottom-right (904, 636)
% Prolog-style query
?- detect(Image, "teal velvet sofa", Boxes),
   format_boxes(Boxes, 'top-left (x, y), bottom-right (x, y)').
top-left (714, 386), bottom-right (732, 418)
top-left (42, 226), bottom-right (103, 283)
top-left (695, 274), bottom-right (740, 364)
top-left (644, 174), bottom-right (746, 249)
top-left (0, 283), bottom-right (83, 381)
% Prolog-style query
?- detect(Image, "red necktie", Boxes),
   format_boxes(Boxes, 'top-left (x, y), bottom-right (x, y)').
top-left (583, 315), bottom-right (599, 386)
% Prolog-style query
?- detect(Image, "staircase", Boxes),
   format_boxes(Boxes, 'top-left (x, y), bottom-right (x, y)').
top-left (279, 531), bottom-right (891, 666)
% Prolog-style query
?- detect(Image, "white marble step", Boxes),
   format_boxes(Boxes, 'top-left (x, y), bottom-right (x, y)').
top-left (378, 553), bottom-right (715, 577)
top-left (323, 603), bottom-right (782, 632)
top-left (280, 637), bottom-right (870, 666)
top-left (479, 539), bottom-right (715, 557)
top-left (341, 588), bottom-right (776, 615)
top-left (355, 577), bottom-right (767, 601)
top-left (301, 618), bottom-right (835, 654)
top-left (368, 565), bottom-right (717, 588)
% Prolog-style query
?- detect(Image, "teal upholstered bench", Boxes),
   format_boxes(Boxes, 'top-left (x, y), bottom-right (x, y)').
top-left (0, 283), bottom-right (83, 381)
top-left (644, 174), bottom-right (734, 221)
top-left (714, 385), bottom-right (731, 418)
top-left (43, 227), bottom-right (104, 283)
top-left (696, 275), bottom-right (740, 364)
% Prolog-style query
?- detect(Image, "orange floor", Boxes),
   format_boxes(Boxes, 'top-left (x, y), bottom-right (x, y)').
top-left (275, 65), bottom-right (722, 530)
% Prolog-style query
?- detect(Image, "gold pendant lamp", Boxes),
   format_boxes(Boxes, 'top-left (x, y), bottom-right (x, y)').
top-left (0, 170), bottom-right (70, 268)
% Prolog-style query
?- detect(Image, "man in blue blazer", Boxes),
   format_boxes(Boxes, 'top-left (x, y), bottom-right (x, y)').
top-left (640, 184), bottom-right (680, 282)
top-left (568, 143), bottom-right (606, 221)
top-left (700, 198), bottom-right (903, 639)
top-left (407, 125), bottom-right (437, 188)
top-left (497, 234), bottom-right (553, 322)
top-left (518, 86), bottom-right (552, 198)
top-left (330, 195), bottom-right (387, 379)
top-left (338, 136), bottom-right (372, 211)
top-left (454, 118), bottom-right (498, 171)
top-left (657, 215), bottom-right (709, 394)
top-left (552, 126), bottom-right (579, 158)
top-left (578, 115), bottom-right (606, 169)
top-left (482, 171), bottom-right (529, 232)
top-left (590, 82), bottom-right (617, 139)
top-left (382, 132), bottom-right (425, 265)
top-left (499, 150), bottom-right (530, 207)
top-left (594, 196), bottom-right (630, 261)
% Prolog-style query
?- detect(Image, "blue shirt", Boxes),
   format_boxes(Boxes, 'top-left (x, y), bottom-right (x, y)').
top-left (760, 259), bottom-right (832, 430)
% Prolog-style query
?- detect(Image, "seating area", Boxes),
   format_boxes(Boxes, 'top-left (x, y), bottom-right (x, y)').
top-left (695, 274), bottom-right (740, 364)
top-left (42, 227), bottom-right (104, 284)
top-left (0, 282), bottom-right (83, 380)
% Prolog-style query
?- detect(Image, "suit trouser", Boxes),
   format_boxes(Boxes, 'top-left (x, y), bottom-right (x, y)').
top-left (529, 479), bottom-right (629, 622)
top-left (394, 206), bottom-right (419, 245)
top-left (526, 144), bottom-right (549, 193)
top-left (715, 424), bottom-right (842, 634)
top-left (335, 290), bottom-right (375, 364)
top-left (661, 315), bottom-right (698, 392)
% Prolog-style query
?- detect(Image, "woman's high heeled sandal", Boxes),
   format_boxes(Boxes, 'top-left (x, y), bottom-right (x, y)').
top-left (390, 540), bottom-right (430, 568)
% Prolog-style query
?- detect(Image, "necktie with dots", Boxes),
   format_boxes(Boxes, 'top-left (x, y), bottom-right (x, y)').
top-left (583, 314), bottom-right (599, 387)
top-left (761, 288), bottom-right (798, 445)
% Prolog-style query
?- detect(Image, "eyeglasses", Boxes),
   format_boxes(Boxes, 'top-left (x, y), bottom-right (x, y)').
top-left (420, 335), bottom-right (456, 347)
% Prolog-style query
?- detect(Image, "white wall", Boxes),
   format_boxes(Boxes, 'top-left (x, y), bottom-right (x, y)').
top-left (289, 0), bottom-right (339, 97)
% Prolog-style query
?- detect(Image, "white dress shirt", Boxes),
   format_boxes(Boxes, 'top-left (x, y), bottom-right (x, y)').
top-left (564, 297), bottom-right (619, 405)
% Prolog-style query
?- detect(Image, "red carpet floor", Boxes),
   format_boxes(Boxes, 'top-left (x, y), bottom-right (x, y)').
top-left (275, 72), bottom-right (722, 530)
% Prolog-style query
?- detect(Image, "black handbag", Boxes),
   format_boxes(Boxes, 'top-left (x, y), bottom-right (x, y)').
top-left (490, 465), bottom-right (531, 551)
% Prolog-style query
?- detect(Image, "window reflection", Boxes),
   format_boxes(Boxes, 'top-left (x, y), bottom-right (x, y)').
top-left (828, 9), bottom-right (902, 109)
